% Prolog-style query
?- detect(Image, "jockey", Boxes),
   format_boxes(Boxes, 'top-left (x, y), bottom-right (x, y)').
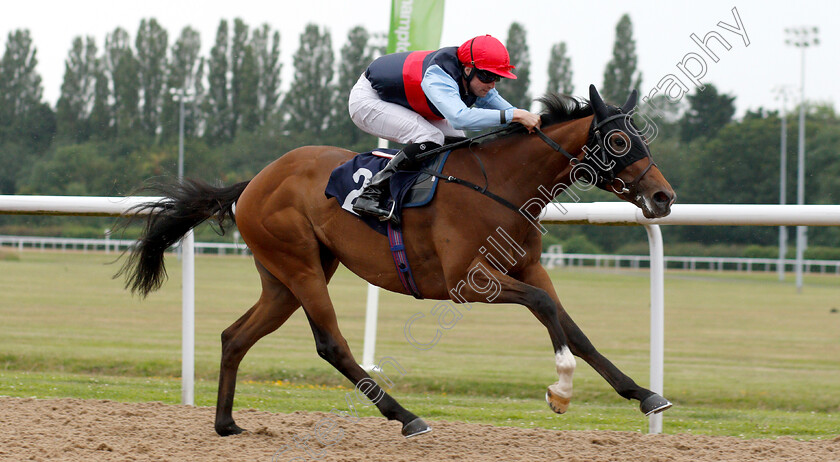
top-left (348, 34), bottom-right (542, 224)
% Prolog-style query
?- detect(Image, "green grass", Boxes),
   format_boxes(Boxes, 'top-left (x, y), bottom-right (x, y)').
top-left (1, 251), bottom-right (838, 439)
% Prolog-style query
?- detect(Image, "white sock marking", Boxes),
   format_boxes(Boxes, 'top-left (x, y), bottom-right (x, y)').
top-left (548, 346), bottom-right (576, 398)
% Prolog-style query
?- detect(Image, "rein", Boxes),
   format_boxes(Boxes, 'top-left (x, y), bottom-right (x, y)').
top-left (418, 167), bottom-right (522, 214)
top-left (417, 124), bottom-right (525, 215)
top-left (534, 127), bottom-right (579, 164)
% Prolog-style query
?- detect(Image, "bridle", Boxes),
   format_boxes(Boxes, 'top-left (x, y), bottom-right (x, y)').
top-left (534, 110), bottom-right (657, 198)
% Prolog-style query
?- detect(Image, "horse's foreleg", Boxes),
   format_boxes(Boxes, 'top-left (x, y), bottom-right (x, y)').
top-left (215, 261), bottom-right (301, 436)
top-left (519, 264), bottom-right (672, 416)
top-left (453, 264), bottom-right (577, 413)
top-left (555, 306), bottom-right (672, 415)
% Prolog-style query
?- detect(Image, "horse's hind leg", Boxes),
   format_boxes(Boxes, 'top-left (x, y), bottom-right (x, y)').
top-left (214, 260), bottom-right (304, 436)
top-left (299, 289), bottom-right (430, 437)
top-left (257, 244), bottom-right (428, 437)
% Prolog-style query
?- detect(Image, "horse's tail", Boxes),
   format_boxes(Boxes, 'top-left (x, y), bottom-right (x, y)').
top-left (115, 178), bottom-right (250, 298)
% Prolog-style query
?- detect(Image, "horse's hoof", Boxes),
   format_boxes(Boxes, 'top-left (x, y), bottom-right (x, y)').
top-left (401, 417), bottom-right (431, 438)
top-left (640, 394), bottom-right (673, 416)
top-left (215, 421), bottom-right (245, 436)
top-left (545, 388), bottom-right (570, 414)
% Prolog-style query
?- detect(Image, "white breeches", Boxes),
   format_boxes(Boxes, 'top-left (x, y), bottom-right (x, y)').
top-left (348, 74), bottom-right (464, 146)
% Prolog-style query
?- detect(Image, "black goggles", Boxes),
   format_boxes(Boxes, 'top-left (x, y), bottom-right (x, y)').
top-left (474, 68), bottom-right (501, 83)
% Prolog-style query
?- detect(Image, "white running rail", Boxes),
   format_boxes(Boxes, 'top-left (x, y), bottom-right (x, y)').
top-left (0, 195), bottom-right (197, 406)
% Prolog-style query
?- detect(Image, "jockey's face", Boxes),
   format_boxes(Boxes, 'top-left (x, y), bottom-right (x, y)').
top-left (464, 67), bottom-right (497, 97)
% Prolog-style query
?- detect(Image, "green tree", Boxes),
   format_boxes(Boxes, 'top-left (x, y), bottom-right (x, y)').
top-left (16, 101), bottom-right (56, 154)
top-left (639, 93), bottom-right (684, 126)
top-left (0, 29), bottom-right (44, 138)
top-left (22, 143), bottom-right (113, 195)
top-left (105, 27), bottom-right (140, 138)
top-left (800, 103), bottom-right (840, 246)
top-left (162, 26), bottom-right (204, 140)
top-left (546, 41), bottom-right (573, 95)
top-left (252, 24), bottom-right (282, 126)
top-left (674, 114), bottom-right (781, 245)
top-left (56, 36), bottom-right (98, 142)
top-left (0, 139), bottom-right (23, 194)
top-left (19, 136), bottom-right (150, 196)
top-left (89, 63), bottom-right (114, 139)
top-left (679, 83), bottom-right (735, 142)
top-left (369, 32), bottom-right (387, 59)
top-left (136, 18), bottom-right (168, 139)
top-left (231, 19), bottom-right (259, 135)
top-left (334, 26), bottom-right (376, 148)
top-left (283, 24), bottom-right (334, 134)
top-left (602, 14), bottom-right (642, 105)
top-left (205, 20), bottom-right (231, 144)
top-left (0, 29), bottom-right (54, 193)
top-left (496, 23), bottom-right (531, 110)
top-left (0, 101), bottom-right (55, 194)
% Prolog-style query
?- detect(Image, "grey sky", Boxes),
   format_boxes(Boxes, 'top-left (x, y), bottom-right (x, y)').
top-left (3, 0), bottom-right (839, 116)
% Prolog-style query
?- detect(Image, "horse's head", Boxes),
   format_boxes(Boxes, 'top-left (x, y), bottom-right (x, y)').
top-left (584, 85), bottom-right (676, 218)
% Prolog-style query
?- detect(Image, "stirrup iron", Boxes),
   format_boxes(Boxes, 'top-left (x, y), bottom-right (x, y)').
top-left (379, 201), bottom-right (397, 222)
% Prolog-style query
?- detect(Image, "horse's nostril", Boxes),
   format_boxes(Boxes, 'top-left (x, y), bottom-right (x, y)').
top-left (653, 191), bottom-right (671, 206)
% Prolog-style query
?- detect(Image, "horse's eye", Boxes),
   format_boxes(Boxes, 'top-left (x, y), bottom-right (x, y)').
top-left (610, 134), bottom-right (627, 148)
top-left (606, 132), bottom-right (631, 156)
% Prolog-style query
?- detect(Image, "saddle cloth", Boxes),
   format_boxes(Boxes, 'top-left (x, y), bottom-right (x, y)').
top-left (324, 148), bottom-right (452, 235)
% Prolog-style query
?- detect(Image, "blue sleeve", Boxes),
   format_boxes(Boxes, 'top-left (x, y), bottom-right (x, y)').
top-left (421, 65), bottom-right (516, 131)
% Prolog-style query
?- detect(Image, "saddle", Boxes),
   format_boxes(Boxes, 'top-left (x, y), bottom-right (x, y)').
top-left (325, 148), bottom-right (452, 236)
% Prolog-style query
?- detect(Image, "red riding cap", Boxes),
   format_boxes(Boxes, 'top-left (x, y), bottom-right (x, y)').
top-left (456, 35), bottom-right (517, 79)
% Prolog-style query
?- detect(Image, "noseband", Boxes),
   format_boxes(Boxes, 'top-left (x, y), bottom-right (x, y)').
top-left (534, 110), bottom-right (657, 198)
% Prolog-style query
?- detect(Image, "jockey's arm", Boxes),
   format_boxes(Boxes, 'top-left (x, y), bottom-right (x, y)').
top-left (421, 65), bottom-right (515, 131)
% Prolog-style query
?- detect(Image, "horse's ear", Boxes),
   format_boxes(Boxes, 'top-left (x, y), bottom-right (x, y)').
top-left (589, 84), bottom-right (610, 120)
top-left (621, 89), bottom-right (638, 113)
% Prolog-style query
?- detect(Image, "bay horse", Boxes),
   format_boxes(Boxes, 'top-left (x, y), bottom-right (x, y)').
top-left (118, 85), bottom-right (676, 438)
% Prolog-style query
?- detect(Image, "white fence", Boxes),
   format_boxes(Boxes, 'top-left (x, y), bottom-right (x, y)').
top-left (541, 252), bottom-right (840, 274)
top-left (3, 235), bottom-right (838, 274)
top-left (0, 234), bottom-right (250, 255)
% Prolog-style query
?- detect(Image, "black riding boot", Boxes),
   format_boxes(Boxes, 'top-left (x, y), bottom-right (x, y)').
top-left (352, 141), bottom-right (439, 225)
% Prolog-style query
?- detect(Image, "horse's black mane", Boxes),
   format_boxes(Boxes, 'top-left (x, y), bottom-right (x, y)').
top-left (472, 93), bottom-right (593, 146)
top-left (537, 93), bottom-right (594, 126)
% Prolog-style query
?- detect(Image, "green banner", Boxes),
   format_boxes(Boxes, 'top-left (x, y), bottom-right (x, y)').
top-left (387, 0), bottom-right (445, 54)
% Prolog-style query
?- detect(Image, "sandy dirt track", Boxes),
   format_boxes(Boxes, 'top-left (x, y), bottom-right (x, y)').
top-left (1, 397), bottom-right (838, 461)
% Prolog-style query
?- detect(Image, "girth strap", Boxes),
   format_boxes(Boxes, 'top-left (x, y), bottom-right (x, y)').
top-left (387, 222), bottom-right (423, 299)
